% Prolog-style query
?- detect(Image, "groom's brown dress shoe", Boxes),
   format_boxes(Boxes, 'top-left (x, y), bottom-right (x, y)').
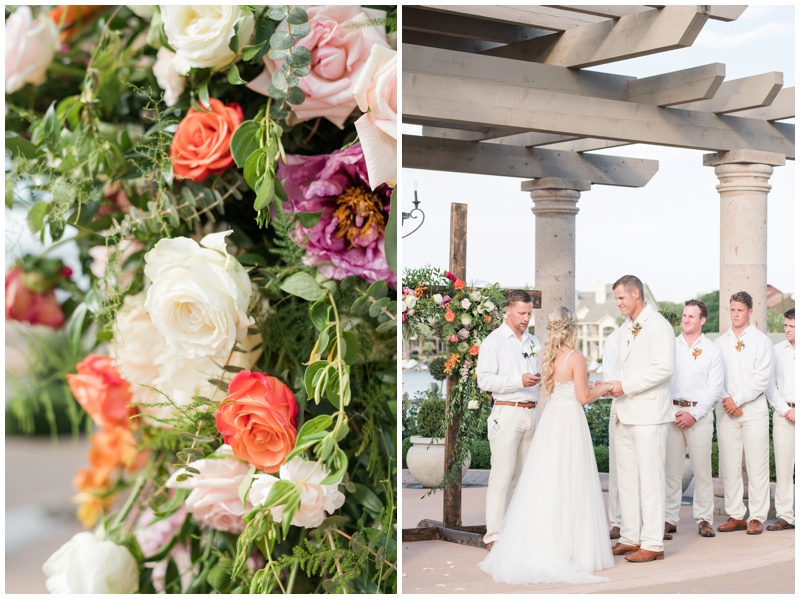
top-left (698, 521), bottom-right (715, 537)
top-left (718, 517), bottom-right (747, 532)
top-left (665, 522), bottom-right (677, 534)
top-left (611, 542), bottom-right (640, 556)
top-left (766, 518), bottom-right (795, 531)
top-left (746, 520), bottom-right (763, 535)
top-left (485, 541), bottom-right (494, 551)
top-left (609, 526), bottom-right (620, 539)
top-left (625, 549), bottom-right (665, 563)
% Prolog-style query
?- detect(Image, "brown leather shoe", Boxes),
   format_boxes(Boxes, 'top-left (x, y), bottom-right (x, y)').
top-left (766, 518), bottom-right (795, 531)
top-left (624, 548), bottom-right (665, 563)
top-left (611, 542), bottom-right (640, 556)
top-left (665, 522), bottom-right (677, 534)
top-left (746, 520), bottom-right (762, 535)
top-left (609, 526), bottom-right (620, 539)
top-left (718, 517), bottom-right (747, 532)
top-left (486, 541), bottom-right (494, 551)
top-left (698, 521), bottom-right (716, 537)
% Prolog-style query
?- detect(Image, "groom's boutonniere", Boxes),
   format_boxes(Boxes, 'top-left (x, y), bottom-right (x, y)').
top-left (631, 322), bottom-right (642, 337)
top-left (692, 347), bottom-right (703, 360)
top-left (522, 342), bottom-right (541, 359)
top-left (735, 340), bottom-right (745, 352)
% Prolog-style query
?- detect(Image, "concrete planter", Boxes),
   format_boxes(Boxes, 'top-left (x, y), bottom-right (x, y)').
top-left (406, 436), bottom-right (471, 488)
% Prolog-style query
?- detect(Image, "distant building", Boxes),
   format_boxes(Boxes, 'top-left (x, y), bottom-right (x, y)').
top-left (767, 284), bottom-right (795, 312)
top-left (575, 281), bottom-right (660, 364)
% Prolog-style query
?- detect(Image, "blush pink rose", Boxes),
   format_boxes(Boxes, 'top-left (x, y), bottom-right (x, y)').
top-left (66, 354), bottom-right (136, 429)
top-left (248, 6), bottom-right (390, 128)
top-left (5, 267), bottom-right (65, 328)
top-left (165, 445), bottom-right (252, 534)
top-left (5, 6), bottom-right (59, 94)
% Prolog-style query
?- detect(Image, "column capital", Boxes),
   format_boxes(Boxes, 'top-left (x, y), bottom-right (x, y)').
top-left (521, 178), bottom-right (592, 192)
top-left (703, 149), bottom-right (786, 167)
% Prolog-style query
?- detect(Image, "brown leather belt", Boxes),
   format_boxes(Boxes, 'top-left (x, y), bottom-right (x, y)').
top-left (787, 402), bottom-right (796, 408)
top-left (495, 400), bottom-right (537, 409)
top-left (673, 399), bottom-right (698, 407)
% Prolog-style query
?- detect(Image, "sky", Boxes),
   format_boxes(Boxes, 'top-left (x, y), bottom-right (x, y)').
top-left (400, 5), bottom-right (796, 304)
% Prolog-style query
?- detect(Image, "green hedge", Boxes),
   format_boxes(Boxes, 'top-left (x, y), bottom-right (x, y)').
top-left (401, 437), bottom-right (411, 468)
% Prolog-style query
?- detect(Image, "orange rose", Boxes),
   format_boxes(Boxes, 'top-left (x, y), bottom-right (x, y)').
top-left (216, 370), bottom-right (299, 473)
top-left (454, 280), bottom-right (465, 290)
top-left (74, 427), bottom-right (145, 492)
top-left (485, 314), bottom-right (492, 323)
top-left (469, 345), bottom-right (480, 356)
top-left (67, 355), bottom-right (135, 429)
top-left (444, 310), bottom-right (456, 323)
top-left (48, 5), bottom-right (110, 42)
top-left (170, 98), bottom-right (243, 183)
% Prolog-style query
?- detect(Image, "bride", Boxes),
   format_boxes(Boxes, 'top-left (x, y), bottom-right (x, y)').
top-left (478, 306), bottom-right (615, 585)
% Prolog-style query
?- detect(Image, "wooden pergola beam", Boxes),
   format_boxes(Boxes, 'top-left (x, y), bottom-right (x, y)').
top-left (550, 5), bottom-right (748, 22)
top-left (420, 126), bottom-right (531, 142)
top-left (402, 135), bottom-right (660, 188)
top-left (402, 30), bottom-right (502, 53)
top-left (733, 87), bottom-right (795, 121)
top-left (403, 70), bottom-right (795, 158)
top-left (628, 63), bottom-right (726, 106)
top-left (421, 5), bottom-right (609, 31)
top-left (679, 72), bottom-right (784, 114)
top-left (403, 7), bottom-right (548, 44)
top-left (481, 6), bottom-right (709, 68)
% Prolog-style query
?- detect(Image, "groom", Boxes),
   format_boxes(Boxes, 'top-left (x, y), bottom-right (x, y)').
top-left (476, 290), bottom-right (541, 550)
top-left (607, 275), bottom-right (675, 563)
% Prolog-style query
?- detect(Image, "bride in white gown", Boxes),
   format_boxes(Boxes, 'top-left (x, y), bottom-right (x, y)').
top-left (479, 306), bottom-right (615, 585)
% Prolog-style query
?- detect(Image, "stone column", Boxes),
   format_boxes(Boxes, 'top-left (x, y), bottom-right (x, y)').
top-left (703, 150), bottom-right (785, 333)
top-left (523, 178), bottom-right (591, 336)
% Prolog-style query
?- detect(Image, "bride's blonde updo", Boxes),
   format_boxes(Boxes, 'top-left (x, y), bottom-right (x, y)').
top-left (540, 306), bottom-right (579, 396)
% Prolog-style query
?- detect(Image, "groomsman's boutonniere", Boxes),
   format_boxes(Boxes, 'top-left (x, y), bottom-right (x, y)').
top-left (735, 340), bottom-right (745, 352)
top-left (692, 347), bottom-right (703, 360)
top-left (631, 322), bottom-right (643, 337)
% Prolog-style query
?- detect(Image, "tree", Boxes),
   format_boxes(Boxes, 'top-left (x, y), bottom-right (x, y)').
top-left (700, 290), bottom-right (720, 333)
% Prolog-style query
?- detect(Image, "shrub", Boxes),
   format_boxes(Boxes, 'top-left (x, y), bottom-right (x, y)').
top-left (594, 446), bottom-right (609, 473)
top-left (416, 396), bottom-right (446, 438)
top-left (470, 439), bottom-right (491, 469)
top-left (584, 399), bottom-right (611, 447)
top-left (402, 437), bottom-right (411, 468)
top-left (428, 356), bottom-right (447, 381)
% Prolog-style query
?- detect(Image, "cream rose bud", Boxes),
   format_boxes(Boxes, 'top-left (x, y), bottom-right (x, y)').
top-left (144, 231), bottom-right (254, 360)
top-left (353, 45), bottom-right (397, 190)
top-left (249, 458), bottom-right (346, 529)
top-left (484, 301), bottom-right (496, 312)
top-left (469, 291), bottom-right (482, 302)
top-left (5, 6), bottom-right (59, 94)
top-left (161, 5), bottom-right (254, 74)
top-left (461, 315), bottom-right (472, 327)
top-left (467, 399), bottom-right (480, 410)
top-left (461, 298), bottom-right (471, 309)
top-left (152, 47), bottom-right (186, 107)
top-left (432, 293), bottom-right (443, 306)
top-left (43, 530), bottom-right (139, 593)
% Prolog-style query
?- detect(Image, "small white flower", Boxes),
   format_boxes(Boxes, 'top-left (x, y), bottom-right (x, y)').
top-left (432, 293), bottom-right (442, 306)
top-left (402, 295), bottom-right (417, 310)
top-left (461, 298), bottom-right (471, 309)
top-left (469, 291), bottom-right (482, 302)
top-left (467, 399), bottom-right (479, 410)
top-left (461, 315), bottom-right (472, 327)
top-left (530, 343), bottom-right (542, 356)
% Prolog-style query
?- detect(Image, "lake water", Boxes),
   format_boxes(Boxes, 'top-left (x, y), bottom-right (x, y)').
top-left (401, 369), bottom-right (446, 400)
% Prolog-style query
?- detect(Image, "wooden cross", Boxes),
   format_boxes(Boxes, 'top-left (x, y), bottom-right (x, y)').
top-left (403, 202), bottom-right (541, 548)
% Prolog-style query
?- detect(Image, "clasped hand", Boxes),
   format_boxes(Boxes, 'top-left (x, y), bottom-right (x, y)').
top-left (722, 396), bottom-right (743, 417)
top-left (522, 373), bottom-right (541, 387)
top-left (605, 380), bottom-right (625, 397)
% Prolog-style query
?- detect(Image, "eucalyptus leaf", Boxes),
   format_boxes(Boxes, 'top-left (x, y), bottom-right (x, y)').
top-left (289, 22), bottom-right (310, 39)
top-left (292, 66), bottom-right (310, 77)
top-left (280, 272), bottom-right (324, 301)
top-left (351, 295), bottom-right (370, 315)
top-left (366, 281), bottom-right (389, 300)
top-left (266, 6), bottom-right (287, 20)
top-left (269, 30), bottom-right (294, 50)
top-left (369, 296), bottom-right (391, 318)
top-left (286, 46), bottom-right (311, 68)
top-left (267, 84), bottom-right (286, 99)
top-left (285, 6), bottom-right (309, 24)
top-left (285, 86), bottom-right (305, 105)
top-left (267, 47), bottom-right (289, 61)
top-left (271, 69), bottom-right (289, 92)
top-left (375, 318), bottom-right (397, 333)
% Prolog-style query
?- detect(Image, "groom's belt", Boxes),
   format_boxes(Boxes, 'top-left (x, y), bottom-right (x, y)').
top-left (787, 402), bottom-right (796, 408)
top-left (494, 400), bottom-right (537, 409)
top-left (673, 399), bottom-right (698, 407)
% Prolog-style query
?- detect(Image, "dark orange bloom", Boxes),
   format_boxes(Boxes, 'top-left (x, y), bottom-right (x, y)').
top-left (48, 5), bottom-right (111, 43)
top-left (454, 280), bottom-right (465, 290)
top-left (469, 345), bottom-right (479, 356)
top-left (414, 286), bottom-right (426, 298)
top-left (74, 426), bottom-right (146, 492)
top-left (444, 310), bottom-right (456, 323)
top-left (485, 314), bottom-right (492, 323)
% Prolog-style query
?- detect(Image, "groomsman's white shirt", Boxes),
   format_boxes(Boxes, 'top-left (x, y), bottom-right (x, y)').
top-left (476, 322), bottom-right (540, 402)
top-left (714, 325), bottom-right (772, 406)
top-left (670, 333), bottom-right (724, 420)
top-left (766, 340), bottom-right (795, 415)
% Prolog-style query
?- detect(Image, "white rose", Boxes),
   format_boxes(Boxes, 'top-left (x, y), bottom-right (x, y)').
top-left (250, 457), bottom-right (346, 528)
top-left (353, 45), bottom-right (397, 190)
top-left (128, 5), bottom-right (156, 19)
top-left (152, 47), bottom-right (186, 106)
top-left (161, 5), bottom-right (255, 74)
top-left (143, 231), bottom-right (254, 359)
top-left (484, 301), bottom-right (496, 312)
top-left (467, 399), bottom-right (479, 410)
top-left (432, 293), bottom-right (442, 306)
top-left (461, 298), bottom-right (471, 309)
top-left (403, 295), bottom-right (417, 311)
top-left (461, 315), bottom-right (472, 327)
top-left (114, 292), bottom-right (261, 425)
top-left (43, 530), bottom-right (139, 594)
top-left (5, 6), bottom-right (58, 94)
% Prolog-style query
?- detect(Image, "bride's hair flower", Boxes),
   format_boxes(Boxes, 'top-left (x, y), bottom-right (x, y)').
top-left (215, 370), bottom-right (299, 473)
top-left (249, 457), bottom-right (346, 528)
top-left (278, 142), bottom-right (395, 287)
top-left (66, 355), bottom-right (135, 429)
top-left (170, 98), bottom-right (243, 183)
top-left (143, 231), bottom-right (253, 360)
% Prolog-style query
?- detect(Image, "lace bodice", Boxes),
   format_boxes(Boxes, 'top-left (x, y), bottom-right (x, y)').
top-left (547, 380), bottom-right (579, 406)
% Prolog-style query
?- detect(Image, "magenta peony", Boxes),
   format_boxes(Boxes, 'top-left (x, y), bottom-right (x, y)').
top-left (278, 142), bottom-right (395, 287)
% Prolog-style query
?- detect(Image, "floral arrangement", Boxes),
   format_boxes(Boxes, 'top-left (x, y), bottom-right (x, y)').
top-left (631, 321), bottom-right (642, 337)
top-left (402, 265), bottom-right (506, 490)
top-left (6, 5), bottom-right (396, 594)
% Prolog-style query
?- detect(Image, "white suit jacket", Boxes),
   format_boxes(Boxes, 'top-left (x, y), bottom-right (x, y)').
top-left (615, 304), bottom-right (676, 425)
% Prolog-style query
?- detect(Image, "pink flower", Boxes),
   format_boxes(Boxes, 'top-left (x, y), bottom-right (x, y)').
top-left (441, 295), bottom-right (451, 306)
top-left (445, 272), bottom-right (457, 283)
top-left (135, 508), bottom-right (187, 558)
top-left (447, 334), bottom-right (458, 344)
top-left (458, 328), bottom-right (470, 340)
top-left (278, 142), bottom-right (395, 287)
top-left (88, 239), bottom-right (144, 289)
top-left (248, 6), bottom-right (390, 129)
top-left (353, 45), bottom-right (397, 189)
top-left (5, 267), bottom-right (64, 328)
top-left (5, 6), bottom-right (58, 94)
top-left (165, 445), bottom-right (252, 534)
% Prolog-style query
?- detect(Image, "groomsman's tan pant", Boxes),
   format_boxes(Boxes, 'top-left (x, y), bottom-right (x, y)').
top-left (484, 404), bottom-right (540, 544)
top-left (616, 420), bottom-right (669, 552)
top-left (716, 396), bottom-right (770, 522)
top-left (772, 411), bottom-right (795, 524)
top-left (665, 408), bottom-right (714, 526)
top-left (607, 401), bottom-right (621, 529)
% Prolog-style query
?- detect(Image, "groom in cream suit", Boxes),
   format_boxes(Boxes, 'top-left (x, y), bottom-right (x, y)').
top-left (607, 275), bottom-right (675, 563)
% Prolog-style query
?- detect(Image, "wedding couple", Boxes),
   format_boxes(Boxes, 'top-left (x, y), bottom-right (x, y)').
top-left (477, 276), bottom-right (675, 585)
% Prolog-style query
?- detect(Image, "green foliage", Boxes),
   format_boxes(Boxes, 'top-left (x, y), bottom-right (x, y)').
top-left (767, 305), bottom-right (790, 333)
top-left (401, 437), bottom-right (411, 468)
top-left (585, 399), bottom-right (612, 447)
top-left (416, 396), bottom-right (446, 438)
top-left (594, 446), bottom-right (610, 473)
top-left (428, 356), bottom-right (447, 381)
top-left (469, 439), bottom-right (491, 470)
top-left (700, 290), bottom-right (720, 333)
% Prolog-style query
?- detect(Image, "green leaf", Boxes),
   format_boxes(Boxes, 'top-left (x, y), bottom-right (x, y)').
top-left (286, 46), bottom-right (311, 68)
top-left (285, 86), bottom-right (306, 105)
top-left (341, 331), bottom-right (358, 365)
top-left (243, 147), bottom-right (267, 190)
top-left (289, 22), bottom-right (310, 39)
top-left (230, 120), bottom-right (261, 168)
top-left (253, 172), bottom-right (275, 211)
top-left (285, 7), bottom-right (309, 24)
top-left (296, 414), bottom-right (333, 443)
top-left (281, 272), bottom-right (324, 301)
top-left (250, 18), bottom-right (276, 62)
top-left (197, 82), bottom-right (211, 111)
top-left (351, 295), bottom-right (370, 315)
top-left (227, 63), bottom-right (248, 85)
top-left (208, 561), bottom-right (232, 594)
top-left (293, 65), bottom-right (310, 78)
top-left (267, 47), bottom-right (290, 61)
top-left (176, 448), bottom-right (205, 462)
top-left (269, 30), bottom-right (294, 50)
top-left (267, 6), bottom-right (287, 20)
top-left (236, 253), bottom-right (267, 268)
top-left (165, 559), bottom-right (180, 594)
top-left (5, 134), bottom-right (40, 158)
top-left (295, 210), bottom-right (323, 228)
top-left (303, 361), bottom-right (329, 399)
top-left (375, 318), bottom-right (397, 334)
top-left (271, 69), bottom-right (289, 92)
top-left (66, 303), bottom-right (88, 353)
top-left (351, 483), bottom-right (383, 513)
top-left (229, 18), bottom-right (242, 53)
top-left (367, 281), bottom-right (389, 300)
top-left (262, 479), bottom-right (296, 509)
top-left (385, 187), bottom-right (397, 273)
top-left (26, 202), bottom-right (48, 234)
top-left (369, 296), bottom-right (391, 318)
top-left (43, 102), bottom-right (61, 148)
top-left (310, 300), bottom-right (329, 332)
top-left (321, 448), bottom-right (348, 485)
top-left (238, 466), bottom-right (257, 508)
top-left (242, 40), bottom-right (267, 61)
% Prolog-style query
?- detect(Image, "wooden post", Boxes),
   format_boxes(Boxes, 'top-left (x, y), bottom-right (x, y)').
top-left (444, 203), bottom-right (468, 528)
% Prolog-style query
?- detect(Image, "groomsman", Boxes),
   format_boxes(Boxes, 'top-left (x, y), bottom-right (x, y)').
top-left (715, 291), bottom-right (772, 535)
top-left (665, 300), bottom-right (723, 538)
top-left (477, 290), bottom-right (542, 550)
top-left (607, 275), bottom-right (675, 563)
top-left (601, 329), bottom-right (623, 540)
top-left (765, 308), bottom-right (795, 531)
